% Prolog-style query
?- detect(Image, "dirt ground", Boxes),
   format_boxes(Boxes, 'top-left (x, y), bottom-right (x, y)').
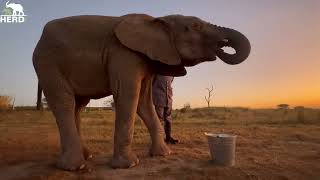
top-left (0, 108), bottom-right (319, 180)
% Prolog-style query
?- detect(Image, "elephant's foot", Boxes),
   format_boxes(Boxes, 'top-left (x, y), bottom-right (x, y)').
top-left (150, 142), bottom-right (171, 156)
top-left (83, 146), bottom-right (93, 160)
top-left (111, 152), bottom-right (139, 169)
top-left (56, 150), bottom-right (86, 171)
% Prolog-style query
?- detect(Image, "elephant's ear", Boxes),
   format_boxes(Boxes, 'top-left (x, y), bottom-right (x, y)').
top-left (114, 15), bottom-right (181, 65)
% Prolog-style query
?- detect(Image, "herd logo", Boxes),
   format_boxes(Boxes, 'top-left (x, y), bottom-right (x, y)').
top-left (0, 1), bottom-right (26, 23)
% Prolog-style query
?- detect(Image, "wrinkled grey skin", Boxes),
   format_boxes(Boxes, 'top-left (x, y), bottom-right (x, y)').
top-left (33, 14), bottom-right (250, 170)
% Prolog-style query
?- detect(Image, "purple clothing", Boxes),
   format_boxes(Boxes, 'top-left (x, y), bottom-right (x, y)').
top-left (153, 75), bottom-right (174, 139)
top-left (155, 106), bottom-right (172, 123)
top-left (155, 106), bottom-right (172, 138)
top-left (152, 75), bottom-right (174, 108)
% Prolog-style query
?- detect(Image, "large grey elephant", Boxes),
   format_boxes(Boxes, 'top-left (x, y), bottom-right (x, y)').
top-left (33, 14), bottom-right (250, 170)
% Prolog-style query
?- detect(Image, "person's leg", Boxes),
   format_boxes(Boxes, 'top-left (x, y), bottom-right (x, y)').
top-left (163, 107), bottom-right (179, 144)
top-left (154, 105), bottom-right (164, 121)
top-left (163, 107), bottom-right (172, 140)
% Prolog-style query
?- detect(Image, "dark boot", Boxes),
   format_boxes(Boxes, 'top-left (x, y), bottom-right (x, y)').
top-left (165, 136), bottom-right (179, 144)
top-left (164, 121), bottom-right (179, 144)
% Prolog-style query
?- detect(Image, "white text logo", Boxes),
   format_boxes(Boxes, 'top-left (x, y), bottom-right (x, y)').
top-left (0, 1), bottom-right (26, 23)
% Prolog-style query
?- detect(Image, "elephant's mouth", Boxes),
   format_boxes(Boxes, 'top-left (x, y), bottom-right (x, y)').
top-left (150, 61), bottom-right (187, 76)
top-left (205, 56), bottom-right (217, 62)
top-left (182, 56), bottom-right (216, 67)
top-left (216, 39), bottom-right (235, 55)
top-left (182, 60), bottom-right (200, 67)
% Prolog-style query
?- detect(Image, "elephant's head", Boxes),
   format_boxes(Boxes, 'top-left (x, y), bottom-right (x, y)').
top-left (115, 14), bottom-right (251, 76)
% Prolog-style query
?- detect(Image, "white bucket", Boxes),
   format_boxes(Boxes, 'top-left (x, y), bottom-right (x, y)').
top-left (205, 133), bottom-right (237, 166)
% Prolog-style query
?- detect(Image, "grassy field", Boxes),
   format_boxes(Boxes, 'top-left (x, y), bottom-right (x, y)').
top-left (0, 108), bottom-right (320, 179)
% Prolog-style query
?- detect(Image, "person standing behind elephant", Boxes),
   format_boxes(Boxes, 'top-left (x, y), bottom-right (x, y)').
top-left (152, 75), bottom-right (179, 144)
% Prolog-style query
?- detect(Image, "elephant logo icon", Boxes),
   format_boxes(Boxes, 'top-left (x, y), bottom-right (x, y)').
top-left (4, 1), bottom-right (24, 16)
top-left (0, 1), bottom-right (26, 23)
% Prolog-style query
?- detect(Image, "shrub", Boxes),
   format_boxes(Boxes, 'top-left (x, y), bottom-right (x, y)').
top-left (0, 95), bottom-right (12, 110)
top-left (180, 103), bottom-right (191, 113)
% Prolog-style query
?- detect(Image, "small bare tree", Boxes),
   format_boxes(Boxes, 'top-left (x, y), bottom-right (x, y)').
top-left (204, 85), bottom-right (214, 107)
top-left (12, 97), bottom-right (15, 110)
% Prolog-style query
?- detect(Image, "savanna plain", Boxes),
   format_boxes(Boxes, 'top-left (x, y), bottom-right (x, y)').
top-left (0, 107), bottom-right (320, 180)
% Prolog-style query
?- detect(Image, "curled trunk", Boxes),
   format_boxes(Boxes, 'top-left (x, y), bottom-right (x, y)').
top-left (216, 27), bottom-right (251, 65)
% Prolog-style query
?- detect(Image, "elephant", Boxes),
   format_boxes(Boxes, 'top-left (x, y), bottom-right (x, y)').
top-left (33, 14), bottom-right (250, 170)
top-left (5, 1), bottom-right (24, 16)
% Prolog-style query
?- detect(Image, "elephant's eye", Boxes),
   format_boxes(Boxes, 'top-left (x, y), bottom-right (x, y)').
top-left (191, 23), bottom-right (202, 31)
top-left (184, 26), bottom-right (190, 32)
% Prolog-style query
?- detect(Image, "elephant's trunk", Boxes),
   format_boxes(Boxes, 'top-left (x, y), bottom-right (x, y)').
top-left (5, 1), bottom-right (10, 8)
top-left (216, 27), bottom-right (251, 65)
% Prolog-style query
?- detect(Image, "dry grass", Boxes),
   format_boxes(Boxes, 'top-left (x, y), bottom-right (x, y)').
top-left (0, 108), bottom-right (319, 179)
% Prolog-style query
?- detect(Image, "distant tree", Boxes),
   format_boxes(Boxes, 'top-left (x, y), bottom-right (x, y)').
top-left (277, 104), bottom-right (289, 110)
top-left (277, 104), bottom-right (289, 120)
top-left (184, 103), bottom-right (191, 109)
top-left (180, 103), bottom-right (191, 113)
top-left (0, 95), bottom-right (12, 110)
top-left (204, 85), bottom-right (214, 107)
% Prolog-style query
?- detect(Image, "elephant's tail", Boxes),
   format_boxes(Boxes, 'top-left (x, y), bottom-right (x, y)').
top-left (36, 81), bottom-right (43, 110)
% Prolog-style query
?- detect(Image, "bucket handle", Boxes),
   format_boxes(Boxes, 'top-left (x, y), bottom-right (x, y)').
top-left (204, 132), bottom-right (221, 138)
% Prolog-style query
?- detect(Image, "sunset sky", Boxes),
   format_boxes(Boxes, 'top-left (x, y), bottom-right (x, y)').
top-left (0, 0), bottom-right (319, 108)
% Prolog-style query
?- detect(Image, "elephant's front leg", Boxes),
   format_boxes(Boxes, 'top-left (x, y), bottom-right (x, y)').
top-left (137, 76), bottom-right (171, 156)
top-left (110, 79), bottom-right (141, 168)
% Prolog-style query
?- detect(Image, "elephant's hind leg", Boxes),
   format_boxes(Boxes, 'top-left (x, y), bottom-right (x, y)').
top-left (39, 70), bottom-right (85, 171)
top-left (137, 77), bottom-right (171, 156)
top-left (75, 97), bottom-right (92, 160)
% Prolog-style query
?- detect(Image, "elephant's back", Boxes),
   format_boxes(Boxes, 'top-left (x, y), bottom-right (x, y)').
top-left (38, 15), bottom-right (120, 53)
top-left (33, 16), bottom-right (121, 97)
top-left (33, 15), bottom-right (121, 67)
top-left (45, 15), bottom-right (120, 33)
